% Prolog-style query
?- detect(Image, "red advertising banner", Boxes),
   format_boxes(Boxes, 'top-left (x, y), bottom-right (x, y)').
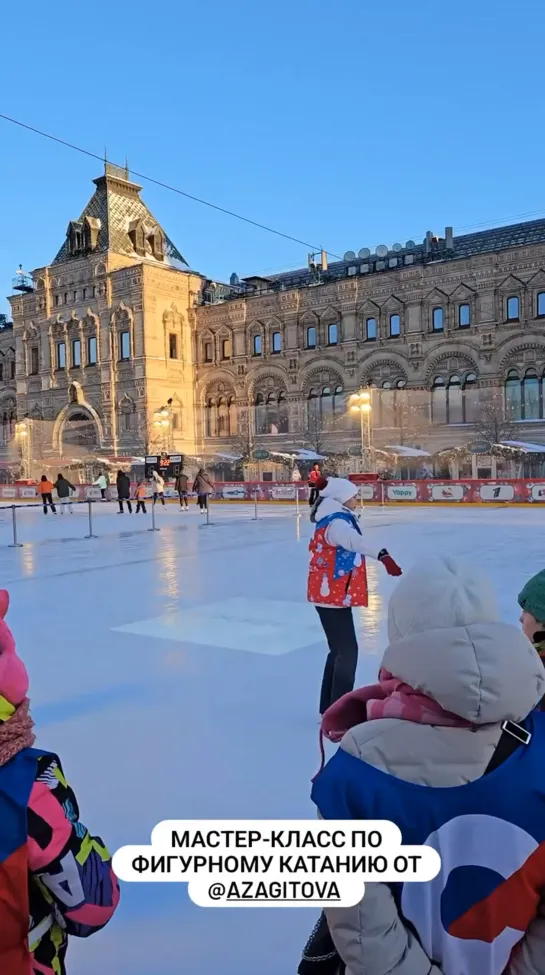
top-left (2, 479), bottom-right (545, 503)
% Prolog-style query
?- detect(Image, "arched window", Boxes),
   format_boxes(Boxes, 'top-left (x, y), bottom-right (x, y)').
top-left (432, 307), bottom-right (444, 332)
top-left (505, 370), bottom-right (522, 420)
top-left (365, 318), bottom-right (377, 341)
top-left (389, 314), bottom-right (401, 337)
top-left (431, 376), bottom-right (447, 424)
top-left (266, 392), bottom-right (279, 434)
top-left (217, 397), bottom-right (229, 436)
top-left (272, 331), bottom-right (282, 353)
top-left (447, 376), bottom-right (463, 424)
top-left (332, 385), bottom-right (344, 415)
top-left (506, 296), bottom-right (520, 321)
top-left (255, 393), bottom-right (267, 435)
top-left (205, 397), bottom-right (217, 437)
top-left (308, 388), bottom-right (320, 428)
top-left (463, 373), bottom-right (479, 422)
top-left (537, 292), bottom-right (545, 318)
top-left (278, 391), bottom-right (289, 433)
top-left (228, 397), bottom-right (237, 435)
top-left (321, 386), bottom-right (333, 420)
top-left (379, 381), bottom-right (394, 427)
top-left (306, 326), bottom-right (317, 349)
top-left (523, 369), bottom-right (540, 420)
top-left (458, 303), bottom-right (471, 328)
top-left (253, 334), bottom-right (262, 356)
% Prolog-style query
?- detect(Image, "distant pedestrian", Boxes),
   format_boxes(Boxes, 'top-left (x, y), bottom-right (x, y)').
top-left (38, 475), bottom-right (56, 515)
top-left (116, 470), bottom-right (132, 514)
top-left (292, 466), bottom-right (302, 482)
top-left (54, 473), bottom-right (75, 514)
top-left (93, 473), bottom-right (108, 501)
top-left (308, 462), bottom-right (322, 507)
top-left (175, 471), bottom-right (189, 510)
top-left (193, 469), bottom-right (214, 513)
top-left (151, 470), bottom-right (166, 506)
top-left (135, 481), bottom-right (147, 514)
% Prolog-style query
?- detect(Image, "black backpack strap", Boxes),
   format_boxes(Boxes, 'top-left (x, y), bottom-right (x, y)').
top-left (483, 720), bottom-right (531, 775)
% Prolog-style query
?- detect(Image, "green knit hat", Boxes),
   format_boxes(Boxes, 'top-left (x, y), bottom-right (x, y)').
top-left (518, 569), bottom-right (545, 624)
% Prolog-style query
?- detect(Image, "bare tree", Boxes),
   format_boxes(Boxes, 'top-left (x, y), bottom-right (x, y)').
top-left (471, 388), bottom-right (517, 446)
top-left (374, 388), bottom-right (432, 450)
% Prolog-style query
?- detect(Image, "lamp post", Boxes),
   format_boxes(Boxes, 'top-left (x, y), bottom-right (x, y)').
top-left (349, 390), bottom-right (375, 473)
top-left (15, 419), bottom-right (30, 479)
top-left (152, 406), bottom-right (172, 452)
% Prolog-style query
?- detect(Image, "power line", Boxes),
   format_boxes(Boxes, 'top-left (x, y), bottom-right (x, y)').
top-left (0, 112), bottom-right (344, 260)
top-left (2, 112), bottom-right (545, 268)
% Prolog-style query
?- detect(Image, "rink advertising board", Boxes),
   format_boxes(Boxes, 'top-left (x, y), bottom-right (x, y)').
top-left (3, 478), bottom-right (545, 503)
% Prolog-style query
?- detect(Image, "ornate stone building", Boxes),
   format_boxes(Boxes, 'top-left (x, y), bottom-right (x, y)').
top-left (195, 223), bottom-right (545, 473)
top-left (2, 165), bottom-right (545, 475)
top-left (3, 164), bottom-right (203, 466)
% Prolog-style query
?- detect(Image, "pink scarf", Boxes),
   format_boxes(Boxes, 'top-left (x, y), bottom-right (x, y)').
top-left (316, 668), bottom-right (474, 776)
top-left (0, 699), bottom-right (35, 766)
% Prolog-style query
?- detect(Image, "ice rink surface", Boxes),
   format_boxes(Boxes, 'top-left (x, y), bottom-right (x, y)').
top-left (0, 498), bottom-right (544, 975)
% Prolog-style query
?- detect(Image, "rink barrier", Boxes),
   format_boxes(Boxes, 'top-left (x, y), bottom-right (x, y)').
top-left (3, 495), bottom-right (161, 548)
top-left (4, 478), bottom-right (545, 505)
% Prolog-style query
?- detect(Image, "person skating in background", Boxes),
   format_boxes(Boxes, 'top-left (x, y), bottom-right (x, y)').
top-left (308, 476), bottom-right (401, 715)
top-left (308, 462), bottom-right (322, 507)
top-left (54, 473), bottom-right (75, 514)
top-left (151, 469), bottom-right (166, 506)
top-left (309, 557), bottom-right (545, 975)
top-left (519, 569), bottom-right (545, 660)
top-left (116, 469), bottom-right (132, 514)
top-left (135, 481), bottom-right (147, 514)
top-left (93, 473), bottom-right (108, 501)
top-left (0, 589), bottom-right (119, 973)
top-left (193, 468), bottom-right (214, 513)
top-left (175, 471), bottom-right (189, 510)
top-left (38, 475), bottom-right (56, 515)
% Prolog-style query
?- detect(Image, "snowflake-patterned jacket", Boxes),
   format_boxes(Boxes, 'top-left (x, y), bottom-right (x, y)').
top-left (28, 750), bottom-right (120, 975)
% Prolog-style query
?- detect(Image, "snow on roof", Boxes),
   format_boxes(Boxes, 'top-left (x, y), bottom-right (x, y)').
top-left (383, 445), bottom-right (431, 458)
top-left (501, 440), bottom-right (545, 453)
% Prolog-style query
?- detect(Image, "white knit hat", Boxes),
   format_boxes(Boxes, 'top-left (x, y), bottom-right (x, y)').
top-left (387, 556), bottom-right (499, 644)
top-left (319, 477), bottom-right (358, 506)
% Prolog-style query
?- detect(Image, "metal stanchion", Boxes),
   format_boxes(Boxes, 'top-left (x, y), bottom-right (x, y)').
top-left (148, 497), bottom-right (160, 532)
top-left (380, 481), bottom-right (385, 509)
top-left (252, 488), bottom-right (259, 521)
top-left (360, 484), bottom-right (364, 510)
top-left (199, 499), bottom-right (215, 527)
top-left (8, 505), bottom-right (22, 548)
top-left (84, 499), bottom-right (97, 539)
top-left (295, 487), bottom-right (301, 519)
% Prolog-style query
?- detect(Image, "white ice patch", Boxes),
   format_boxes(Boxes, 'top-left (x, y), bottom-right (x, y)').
top-left (320, 575), bottom-right (330, 597)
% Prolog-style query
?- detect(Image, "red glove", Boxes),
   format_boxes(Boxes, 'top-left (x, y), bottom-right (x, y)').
top-left (378, 549), bottom-right (402, 576)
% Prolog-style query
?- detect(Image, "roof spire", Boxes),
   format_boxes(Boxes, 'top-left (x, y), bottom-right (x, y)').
top-left (124, 155), bottom-right (129, 180)
top-left (104, 146), bottom-right (108, 174)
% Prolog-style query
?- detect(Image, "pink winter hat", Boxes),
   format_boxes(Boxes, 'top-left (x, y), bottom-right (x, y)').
top-left (0, 591), bottom-right (29, 707)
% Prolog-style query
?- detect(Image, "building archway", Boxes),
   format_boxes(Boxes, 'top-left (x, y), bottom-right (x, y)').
top-left (53, 402), bottom-right (104, 455)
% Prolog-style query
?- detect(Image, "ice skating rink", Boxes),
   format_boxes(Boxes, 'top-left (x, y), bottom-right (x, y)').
top-left (1, 499), bottom-right (544, 975)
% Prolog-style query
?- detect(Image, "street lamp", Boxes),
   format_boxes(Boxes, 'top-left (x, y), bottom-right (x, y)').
top-left (349, 390), bottom-right (375, 473)
top-left (15, 419), bottom-right (31, 479)
top-left (152, 405), bottom-right (172, 451)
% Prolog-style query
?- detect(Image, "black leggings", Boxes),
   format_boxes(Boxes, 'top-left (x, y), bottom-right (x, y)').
top-left (136, 500), bottom-right (147, 513)
top-left (197, 494), bottom-right (208, 510)
top-left (316, 607), bottom-right (358, 715)
top-left (41, 493), bottom-right (56, 514)
top-left (153, 493), bottom-right (165, 506)
top-left (118, 500), bottom-right (132, 513)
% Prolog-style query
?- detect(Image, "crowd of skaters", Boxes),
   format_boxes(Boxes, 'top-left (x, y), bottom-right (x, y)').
top-left (34, 467), bottom-right (216, 516)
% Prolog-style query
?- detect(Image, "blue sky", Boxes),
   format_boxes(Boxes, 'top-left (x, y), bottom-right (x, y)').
top-left (1, 0), bottom-right (544, 317)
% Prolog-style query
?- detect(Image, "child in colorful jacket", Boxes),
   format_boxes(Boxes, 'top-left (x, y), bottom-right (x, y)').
top-left (308, 476), bottom-right (402, 715)
top-left (0, 590), bottom-right (119, 974)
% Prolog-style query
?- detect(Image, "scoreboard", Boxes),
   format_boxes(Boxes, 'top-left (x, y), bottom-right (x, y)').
top-left (145, 454), bottom-right (184, 479)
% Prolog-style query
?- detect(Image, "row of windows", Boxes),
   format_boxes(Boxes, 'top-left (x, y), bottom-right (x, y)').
top-left (54, 335), bottom-right (101, 371)
top-left (431, 373), bottom-right (478, 424)
top-left (201, 292), bottom-right (545, 362)
top-left (53, 286), bottom-right (97, 306)
top-left (505, 369), bottom-right (545, 420)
